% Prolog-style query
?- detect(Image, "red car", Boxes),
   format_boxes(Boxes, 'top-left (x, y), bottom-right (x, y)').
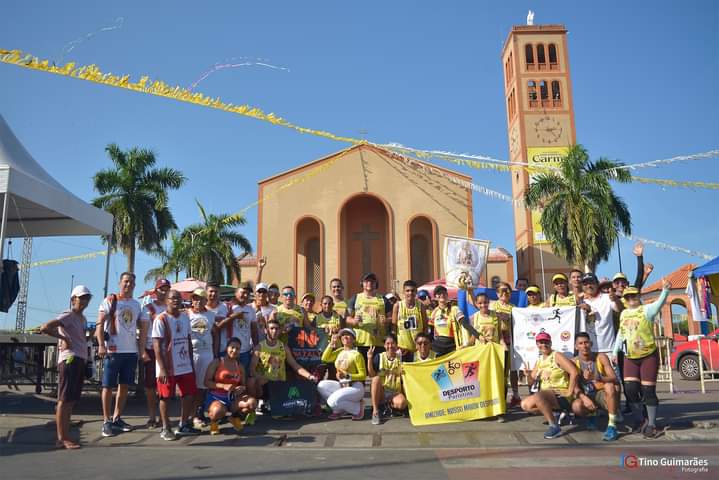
top-left (671, 328), bottom-right (719, 380)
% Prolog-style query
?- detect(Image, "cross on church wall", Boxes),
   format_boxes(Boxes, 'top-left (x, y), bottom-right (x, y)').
top-left (352, 224), bottom-right (379, 274)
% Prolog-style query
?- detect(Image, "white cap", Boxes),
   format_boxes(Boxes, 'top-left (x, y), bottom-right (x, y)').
top-left (255, 282), bottom-right (269, 293)
top-left (70, 285), bottom-right (92, 298)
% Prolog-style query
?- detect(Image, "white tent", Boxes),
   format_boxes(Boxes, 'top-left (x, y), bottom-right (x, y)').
top-left (0, 114), bottom-right (112, 240)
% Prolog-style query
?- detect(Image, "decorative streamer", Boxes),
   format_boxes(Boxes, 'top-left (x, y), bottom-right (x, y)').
top-left (58, 17), bottom-right (124, 63)
top-left (609, 150), bottom-right (719, 172)
top-left (619, 234), bottom-right (713, 261)
top-left (27, 250), bottom-right (107, 269)
top-left (630, 176), bottom-right (719, 190)
top-left (190, 57), bottom-right (289, 90)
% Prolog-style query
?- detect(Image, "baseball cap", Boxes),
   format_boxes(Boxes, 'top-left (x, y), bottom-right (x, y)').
top-left (612, 272), bottom-right (628, 282)
top-left (535, 331), bottom-right (552, 343)
top-left (191, 288), bottom-right (207, 298)
top-left (255, 282), bottom-right (269, 293)
top-left (155, 278), bottom-right (171, 289)
top-left (338, 328), bottom-right (356, 339)
top-left (622, 286), bottom-right (640, 297)
top-left (301, 292), bottom-right (315, 302)
top-left (581, 272), bottom-right (598, 284)
top-left (417, 290), bottom-right (430, 300)
top-left (362, 272), bottom-right (378, 283)
top-left (526, 286), bottom-right (541, 294)
top-left (552, 273), bottom-right (568, 283)
top-left (70, 285), bottom-right (92, 298)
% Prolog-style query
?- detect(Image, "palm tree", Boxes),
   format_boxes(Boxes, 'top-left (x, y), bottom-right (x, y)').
top-left (170, 200), bottom-right (252, 284)
top-left (524, 144), bottom-right (632, 272)
top-left (143, 233), bottom-right (188, 283)
top-left (92, 143), bottom-right (186, 273)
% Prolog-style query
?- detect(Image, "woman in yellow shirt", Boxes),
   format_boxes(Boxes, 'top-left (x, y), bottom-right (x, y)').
top-left (368, 334), bottom-right (407, 425)
top-left (318, 328), bottom-right (367, 420)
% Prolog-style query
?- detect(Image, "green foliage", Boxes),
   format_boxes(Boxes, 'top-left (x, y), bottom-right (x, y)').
top-left (524, 145), bottom-right (632, 271)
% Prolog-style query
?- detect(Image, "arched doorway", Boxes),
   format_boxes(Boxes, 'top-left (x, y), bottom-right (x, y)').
top-left (339, 194), bottom-right (390, 292)
top-left (295, 217), bottom-right (323, 298)
top-left (409, 215), bottom-right (436, 285)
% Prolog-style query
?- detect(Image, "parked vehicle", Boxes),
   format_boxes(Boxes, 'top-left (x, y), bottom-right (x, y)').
top-left (671, 328), bottom-right (719, 380)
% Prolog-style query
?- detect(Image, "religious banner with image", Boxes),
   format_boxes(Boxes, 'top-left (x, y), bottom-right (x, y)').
top-left (511, 306), bottom-right (586, 370)
top-left (402, 343), bottom-right (505, 426)
top-left (443, 235), bottom-right (490, 289)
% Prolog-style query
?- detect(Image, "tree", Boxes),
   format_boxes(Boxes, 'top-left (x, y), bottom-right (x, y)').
top-left (92, 143), bottom-right (186, 273)
top-left (161, 200), bottom-right (252, 284)
top-left (524, 144), bottom-right (632, 272)
top-left (143, 233), bottom-right (188, 283)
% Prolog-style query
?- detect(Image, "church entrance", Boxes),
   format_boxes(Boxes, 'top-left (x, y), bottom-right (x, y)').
top-left (339, 194), bottom-right (390, 293)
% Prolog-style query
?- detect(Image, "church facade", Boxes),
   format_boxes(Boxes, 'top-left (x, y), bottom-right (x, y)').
top-left (252, 144), bottom-right (481, 297)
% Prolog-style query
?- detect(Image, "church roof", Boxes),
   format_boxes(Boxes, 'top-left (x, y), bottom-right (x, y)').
top-left (643, 263), bottom-right (696, 294)
top-left (257, 143), bottom-right (473, 186)
top-left (488, 247), bottom-right (513, 261)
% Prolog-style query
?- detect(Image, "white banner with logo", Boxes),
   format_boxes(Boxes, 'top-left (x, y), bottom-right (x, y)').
top-left (511, 306), bottom-right (585, 370)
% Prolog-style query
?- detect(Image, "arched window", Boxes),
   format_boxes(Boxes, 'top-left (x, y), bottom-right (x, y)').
top-left (551, 80), bottom-right (561, 107)
top-left (525, 44), bottom-right (534, 68)
top-left (671, 300), bottom-right (689, 338)
top-left (409, 216), bottom-right (435, 286)
top-left (539, 80), bottom-right (548, 100)
top-left (305, 237), bottom-right (321, 298)
top-left (537, 44), bottom-right (546, 67)
top-left (548, 44), bottom-right (558, 66)
top-left (296, 217), bottom-right (323, 298)
top-left (527, 80), bottom-right (537, 106)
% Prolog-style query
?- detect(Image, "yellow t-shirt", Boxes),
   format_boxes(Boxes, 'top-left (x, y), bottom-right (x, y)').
top-left (430, 305), bottom-right (461, 339)
top-left (397, 300), bottom-right (424, 351)
top-left (547, 293), bottom-right (577, 307)
top-left (471, 311), bottom-right (500, 343)
top-left (333, 299), bottom-right (348, 317)
top-left (321, 345), bottom-right (367, 382)
top-left (413, 350), bottom-right (437, 362)
top-left (536, 351), bottom-right (570, 396)
top-left (256, 340), bottom-right (287, 382)
top-left (619, 306), bottom-right (656, 359)
top-left (352, 293), bottom-right (387, 347)
top-left (490, 300), bottom-right (513, 343)
top-left (379, 351), bottom-right (402, 392)
top-left (276, 304), bottom-right (304, 343)
top-left (316, 311), bottom-right (342, 332)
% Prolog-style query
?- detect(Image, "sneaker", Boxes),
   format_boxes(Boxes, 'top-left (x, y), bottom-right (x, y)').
top-left (144, 419), bottom-right (159, 429)
top-left (602, 425), bottom-right (619, 441)
top-left (244, 411), bottom-right (257, 426)
top-left (160, 428), bottom-right (177, 441)
top-left (496, 415), bottom-right (505, 423)
top-left (544, 424), bottom-right (562, 439)
top-left (371, 412), bottom-right (381, 425)
top-left (209, 421), bottom-right (220, 436)
top-left (193, 417), bottom-right (206, 429)
top-left (101, 421), bottom-right (115, 437)
top-left (328, 412), bottom-right (342, 420)
top-left (230, 416), bottom-right (244, 432)
top-left (508, 395), bottom-right (522, 408)
top-left (558, 411), bottom-right (568, 425)
top-left (642, 424), bottom-right (659, 439)
top-left (174, 424), bottom-right (201, 436)
top-left (112, 417), bottom-right (134, 432)
top-left (587, 416), bottom-right (598, 431)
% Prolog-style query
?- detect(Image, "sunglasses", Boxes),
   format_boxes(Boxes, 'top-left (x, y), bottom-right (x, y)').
top-left (282, 292), bottom-right (295, 297)
top-left (498, 289), bottom-right (510, 294)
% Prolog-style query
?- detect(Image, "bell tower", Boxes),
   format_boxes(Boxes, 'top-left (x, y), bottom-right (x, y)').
top-left (501, 23), bottom-right (577, 292)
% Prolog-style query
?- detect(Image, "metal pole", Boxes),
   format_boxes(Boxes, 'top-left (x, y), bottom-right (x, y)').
top-left (617, 239), bottom-right (623, 274)
top-left (698, 335), bottom-right (705, 394)
top-left (102, 234), bottom-right (112, 298)
top-left (538, 245), bottom-right (547, 300)
top-left (0, 192), bottom-right (10, 263)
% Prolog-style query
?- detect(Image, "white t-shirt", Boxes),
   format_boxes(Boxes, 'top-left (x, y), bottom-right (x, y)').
top-left (583, 293), bottom-right (616, 352)
top-left (189, 309), bottom-right (215, 356)
top-left (99, 296), bottom-right (142, 354)
top-left (152, 311), bottom-right (193, 376)
top-left (255, 304), bottom-right (276, 342)
top-left (225, 304), bottom-right (256, 353)
top-left (140, 299), bottom-right (167, 350)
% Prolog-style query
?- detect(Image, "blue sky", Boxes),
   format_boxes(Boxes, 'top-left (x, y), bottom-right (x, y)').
top-left (1, 1), bottom-right (717, 329)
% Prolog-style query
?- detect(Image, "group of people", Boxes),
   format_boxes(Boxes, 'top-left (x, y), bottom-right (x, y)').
top-left (39, 242), bottom-right (670, 448)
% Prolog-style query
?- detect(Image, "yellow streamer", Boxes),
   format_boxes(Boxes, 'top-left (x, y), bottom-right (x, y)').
top-left (28, 250), bottom-right (106, 269)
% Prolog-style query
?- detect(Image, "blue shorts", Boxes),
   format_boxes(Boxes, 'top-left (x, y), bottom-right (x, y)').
top-left (102, 353), bottom-right (138, 388)
top-left (239, 351), bottom-right (252, 375)
top-left (204, 391), bottom-right (232, 410)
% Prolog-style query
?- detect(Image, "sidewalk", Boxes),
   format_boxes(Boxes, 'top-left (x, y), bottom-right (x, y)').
top-left (1, 379), bottom-right (717, 451)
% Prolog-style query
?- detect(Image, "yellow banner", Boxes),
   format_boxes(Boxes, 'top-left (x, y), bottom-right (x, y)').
top-left (527, 146), bottom-right (569, 245)
top-left (402, 343), bottom-right (505, 426)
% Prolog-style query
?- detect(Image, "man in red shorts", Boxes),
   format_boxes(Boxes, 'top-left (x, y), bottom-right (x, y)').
top-left (40, 285), bottom-right (93, 449)
top-left (139, 278), bottom-right (170, 428)
top-left (152, 290), bottom-right (199, 441)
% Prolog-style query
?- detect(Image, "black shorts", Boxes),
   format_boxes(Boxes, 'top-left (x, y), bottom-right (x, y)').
top-left (431, 336), bottom-right (456, 356)
top-left (58, 358), bottom-right (85, 402)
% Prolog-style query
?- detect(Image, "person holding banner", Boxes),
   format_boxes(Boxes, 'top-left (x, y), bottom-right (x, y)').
top-left (581, 273), bottom-right (624, 354)
top-left (204, 337), bottom-right (257, 435)
top-left (546, 274), bottom-right (577, 307)
top-left (346, 273), bottom-right (390, 366)
top-left (571, 332), bottom-right (620, 441)
top-left (611, 279), bottom-right (671, 439)
top-left (393, 280), bottom-right (427, 362)
top-left (521, 332), bottom-right (579, 439)
top-left (318, 328), bottom-right (367, 420)
top-left (569, 269), bottom-right (584, 301)
top-left (413, 333), bottom-right (436, 362)
top-left (428, 285), bottom-right (467, 355)
top-left (469, 293), bottom-right (505, 347)
top-left (492, 283), bottom-right (521, 408)
top-left (368, 334), bottom-right (407, 425)
top-left (525, 285), bottom-right (544, 308)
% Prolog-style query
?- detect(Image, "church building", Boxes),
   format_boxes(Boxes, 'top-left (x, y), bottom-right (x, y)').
top-left (245, 144), bottom-right (512, 297)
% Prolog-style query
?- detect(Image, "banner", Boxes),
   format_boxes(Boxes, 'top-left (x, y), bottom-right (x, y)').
top-left (527, 146), bottom-right (569, 244)
top-left (267, 379), bottom-right (317, 417)
top-left (511, 306), bottom-right (584, 370)
top-left (443, 235), bottom-right (490, 289)
top-left (402, 343), bottom-right (505, 426)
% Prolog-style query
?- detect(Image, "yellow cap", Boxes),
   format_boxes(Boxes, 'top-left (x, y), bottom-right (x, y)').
top-left (526, 286), bottom-right (541, 294)
top-left (613, 272), bottom-right (628, 282)
top-left (623, 287), bottom-right (640, 297)
top-left (552, 273), bottom-right (568, 283)
top-left (191, 288), bottom-right (207, 298)
top-left (301, 292), bottom-right (315, 302)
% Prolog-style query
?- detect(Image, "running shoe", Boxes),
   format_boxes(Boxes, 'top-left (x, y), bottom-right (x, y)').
top-left (586, 416), bottom-right (598, 431)
top-left (642, 424), bottom-right (659, 439)
top-left (602, 425), bottom-right (618, 442)
top-left (174, 424), bottom-right (201, 436)
top-left (112, 417), bottom-right (134, 432)
top-left (327, 412), bottom-right (343, 420)
top-left (543, 425), bottom-right (562, 439)
top-left (209, 421), bottom-right (220, 436)
top-left (244, 411), bottom-right (257, 426)
top-left (144, 419), bottom-right (159, 429)
top-left (101, 421), bottom-right (115, 437)
top-left (160, 428), bottom-right (177, 441)
top-left (371, 412), bottom-right (381, 425)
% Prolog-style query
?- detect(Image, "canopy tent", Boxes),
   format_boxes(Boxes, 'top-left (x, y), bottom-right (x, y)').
top-left (0, 113), bottom-right (113, 316)
top-left (694, 256), bottom-right (719, 279)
